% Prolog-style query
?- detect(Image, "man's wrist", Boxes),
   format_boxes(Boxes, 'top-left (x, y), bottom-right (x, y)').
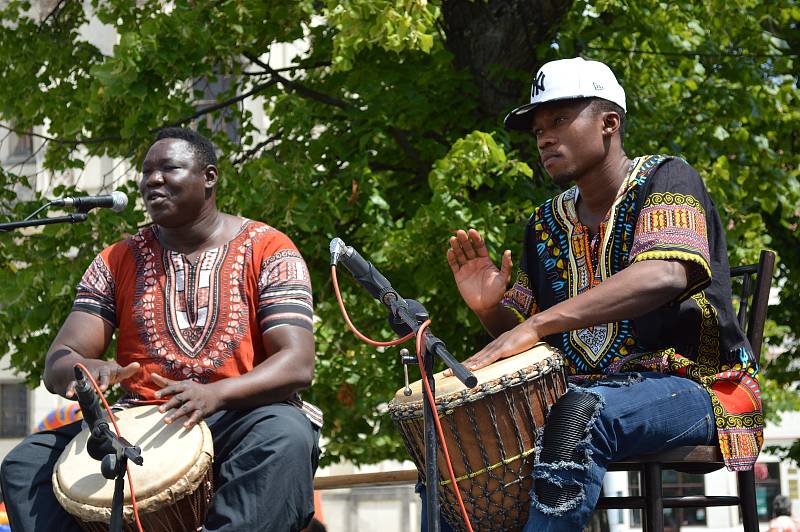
top-left (472, 300), bottom-right (505, 320)
top-left (526, 310), bottom-right (556, 339)
top-left (207, 379), bottom-right (232, 412)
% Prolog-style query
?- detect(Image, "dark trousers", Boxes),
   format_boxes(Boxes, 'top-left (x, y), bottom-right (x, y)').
top-left (1, 402), bottom-right (320, 532)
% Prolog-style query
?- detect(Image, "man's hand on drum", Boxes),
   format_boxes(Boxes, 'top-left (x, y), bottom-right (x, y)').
top-left (64, 360), bottom-right (141, 399)
top-left (456, 320), bottom-right (541, 374)
top-left (152, 374), bottom-right (222, 429)
top-left (447, 228), bottom-right (512, 314)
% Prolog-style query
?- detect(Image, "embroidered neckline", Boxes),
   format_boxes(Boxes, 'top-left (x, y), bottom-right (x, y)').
top-left (151, 218), bottom-right (251, 261)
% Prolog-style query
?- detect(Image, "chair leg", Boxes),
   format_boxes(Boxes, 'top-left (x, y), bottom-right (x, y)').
top-left (737, 469), bottom-right (758, 532)
top-left (643, 463), bottom-right (663, 532)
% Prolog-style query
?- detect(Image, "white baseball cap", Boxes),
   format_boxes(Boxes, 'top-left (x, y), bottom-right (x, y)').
top-left (504, 57), bottom-right (627, 131)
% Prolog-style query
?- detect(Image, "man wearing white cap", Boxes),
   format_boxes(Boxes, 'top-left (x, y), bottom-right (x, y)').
top-left (444, 57), bottom-right (763, 530)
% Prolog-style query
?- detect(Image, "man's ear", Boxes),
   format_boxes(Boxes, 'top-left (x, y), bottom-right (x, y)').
top-left (204, 165), bottom-right (218, 189)
top-left (602, 112), bottom-right (622, 136)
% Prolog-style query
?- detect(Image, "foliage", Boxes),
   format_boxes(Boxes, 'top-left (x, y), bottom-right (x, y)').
top-left (0, 0), bottom-right (798, 466)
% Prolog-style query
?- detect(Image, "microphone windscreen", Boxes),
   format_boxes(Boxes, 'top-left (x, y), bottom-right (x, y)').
top-left (110, 191), bottom-right (128, 212)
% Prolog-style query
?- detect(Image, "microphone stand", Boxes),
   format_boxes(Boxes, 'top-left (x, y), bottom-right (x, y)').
top-left (389, 300), bottom-right (476, 532)
top-left (331, 238), bottom-right (476, 530)
top-left (74, 366), bottom-right (143, 532)
top-left (95, 427), bottom-right (143, 532)
top-left (0, 212), bottom-right (88, 232)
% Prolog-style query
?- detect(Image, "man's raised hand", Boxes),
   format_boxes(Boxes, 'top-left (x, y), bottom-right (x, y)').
top-left (446, 228), bottom-right (512, 314)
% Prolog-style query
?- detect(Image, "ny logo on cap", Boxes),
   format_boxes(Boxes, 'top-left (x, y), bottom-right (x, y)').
top-left (532, 71), bottom-right (546, 98)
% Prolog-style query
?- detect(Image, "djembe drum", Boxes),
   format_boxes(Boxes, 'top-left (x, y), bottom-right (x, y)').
top-left (53, 405), bottom-right (214, 532)
top-left (389, 343), bottom-right (566, 532)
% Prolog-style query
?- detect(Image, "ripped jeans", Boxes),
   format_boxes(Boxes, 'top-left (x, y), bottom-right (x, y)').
top-left (419, 372), bottom-right (716, 532)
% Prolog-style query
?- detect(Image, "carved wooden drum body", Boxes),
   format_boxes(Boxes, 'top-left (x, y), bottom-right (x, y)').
top-left (389, 343), bottom-right (566, 531)
top-left (53, 405), bottom-right (214, 532)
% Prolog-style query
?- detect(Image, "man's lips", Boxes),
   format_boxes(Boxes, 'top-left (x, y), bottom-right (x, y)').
top-left (146, 191), bottom-right (168, 202)
top-left (541, 153), bottom-right (560, 165)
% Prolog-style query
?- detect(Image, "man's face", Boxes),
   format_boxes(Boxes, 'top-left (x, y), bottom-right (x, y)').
top-left (531, 99), bottom-right (607, 186)
top-left (139, 138), bottom-right (212, 227)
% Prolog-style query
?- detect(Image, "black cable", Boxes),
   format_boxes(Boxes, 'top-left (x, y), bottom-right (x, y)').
top-left (23, 201), bottom-right (54, 221)
top-left (586, 45), bottom-right (798, 59)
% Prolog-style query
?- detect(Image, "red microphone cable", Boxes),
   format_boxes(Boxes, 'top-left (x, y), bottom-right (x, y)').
top-left (74, 363), bottom-right (144, 532)
top-left (331, 266), bottom-right (475, 532)
top-left (331, 266), bottom-right (414, 347)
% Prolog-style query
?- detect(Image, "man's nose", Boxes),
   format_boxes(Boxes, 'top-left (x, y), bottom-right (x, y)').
top-left (142, 170), bottom-right (165, 186)
top-left (537, 132), bottom-right (556, 150)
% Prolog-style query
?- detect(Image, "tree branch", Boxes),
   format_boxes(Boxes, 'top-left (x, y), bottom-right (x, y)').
top-left (38, 0), bottom-right (71, 31)
top-left (164, 78), bottom-right (279, 128)
top-left (0, 124), bottom-right (120, 146)
top-left (244, 52), bottom-right (353, 110)
top-left (232, 130), bottom-right (282, 165)
top-left (242, 61), bottom-right (331, 76)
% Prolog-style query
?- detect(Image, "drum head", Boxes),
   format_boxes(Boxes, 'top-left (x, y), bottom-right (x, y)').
top-left (54, 405), bottom-right (212, 507)
top-left (391, 342), bottom-right (560, 405)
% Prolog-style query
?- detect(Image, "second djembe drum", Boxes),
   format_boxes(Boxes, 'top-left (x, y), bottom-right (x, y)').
top-left (389, 343), bottom-right (566, 532)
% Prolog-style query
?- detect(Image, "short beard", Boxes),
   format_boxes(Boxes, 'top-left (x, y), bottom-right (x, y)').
top-left (549, 170), bottom-right (576, 188)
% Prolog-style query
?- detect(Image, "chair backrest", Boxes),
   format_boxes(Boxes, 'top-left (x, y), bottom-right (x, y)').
top-left (729, 250), bottom-right (776, 362)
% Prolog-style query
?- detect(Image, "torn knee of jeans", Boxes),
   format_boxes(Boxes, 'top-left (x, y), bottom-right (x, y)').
top-left (533, 459), bottom-right (588, 479)
top-left (529, 466), bottom-right (585, 516)
top-left (538, 388), bottom-right (604, 463)
top-left (528, 388), bottom-right (605, 516)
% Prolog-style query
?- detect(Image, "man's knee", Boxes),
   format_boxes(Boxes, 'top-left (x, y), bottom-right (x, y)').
top-left (1, 441), bottom-right (34, 489)
top-left (533, 389), bottom-right (603, 513)
top-left (235, 405), bottom-right (318, 466)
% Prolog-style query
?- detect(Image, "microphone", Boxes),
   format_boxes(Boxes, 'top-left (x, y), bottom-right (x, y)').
top-left (330, 237), bottom-right (404, 307)
top-left (329, 237), bottom-right (347, 267)
top-left (53, 191), bottom-right (128, 213)
top-left (330, 238), bottom-right (477, 387)
top-left (73, 366), bottom-right (113, 460)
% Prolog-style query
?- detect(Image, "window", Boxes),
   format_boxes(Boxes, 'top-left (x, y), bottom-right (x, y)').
top-left (193, 72), bottom-right (240, 143)
top-left (3, 127), bottom-right (34, 162)
top-left (628, 470), bottom-right (707, 528)
top-left (0, 382), bottom-right (29, 438)
top-left (788, 465), bottom-right (798, 500)
top-left (754, 462), bottom-right (781, 521)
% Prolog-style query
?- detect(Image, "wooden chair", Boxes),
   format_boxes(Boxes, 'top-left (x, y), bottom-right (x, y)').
top-left (595, 249), bottom-right (776, 532)
top-left (314, 251), bottom-right (776, 532)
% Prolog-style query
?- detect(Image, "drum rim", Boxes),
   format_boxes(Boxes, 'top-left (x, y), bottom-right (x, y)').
top-left (52, 410), bottom-right (214, 524)
top-left (387, 350), bottom-right (564, 421)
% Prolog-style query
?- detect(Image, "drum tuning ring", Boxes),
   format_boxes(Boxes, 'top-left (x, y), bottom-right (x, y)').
top-left (399, 348), bottom-right (414, 396)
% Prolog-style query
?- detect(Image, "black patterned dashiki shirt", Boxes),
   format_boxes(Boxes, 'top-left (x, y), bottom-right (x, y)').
top-left (501, 154), bottom-right (763, 471)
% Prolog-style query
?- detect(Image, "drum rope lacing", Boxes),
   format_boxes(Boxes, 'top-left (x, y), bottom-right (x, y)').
top-left (74, 362), bottom-right (145, 532)
top-left (393, 358), bottom-right (567, 530)
top-left (331, 265), bottom-right (475, 532)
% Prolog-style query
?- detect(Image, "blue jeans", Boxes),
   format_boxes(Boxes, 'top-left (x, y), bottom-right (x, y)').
top-left (419, 373), bottom-right (716, 532)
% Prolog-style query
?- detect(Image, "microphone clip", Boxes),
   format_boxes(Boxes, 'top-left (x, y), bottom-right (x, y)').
top-left (329, 237), bottom-right (347, 266)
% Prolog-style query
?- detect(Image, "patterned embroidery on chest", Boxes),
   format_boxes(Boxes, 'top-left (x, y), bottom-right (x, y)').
top-left (541, 155), bottom-right (668, 371)
top-left (130, 225), bottom-right (257, 381)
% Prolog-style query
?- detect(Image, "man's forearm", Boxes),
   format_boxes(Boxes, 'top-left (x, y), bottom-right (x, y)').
top-left (44, 347), bottom-right (93, 396)
top-left (529, 259), bottom-right (690, 338)
top-left (212, 349), bottom-right (314, 411)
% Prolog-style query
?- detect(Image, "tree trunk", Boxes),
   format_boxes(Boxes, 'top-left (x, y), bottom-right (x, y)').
top-left (441, 0), bottom-right (574, 120)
